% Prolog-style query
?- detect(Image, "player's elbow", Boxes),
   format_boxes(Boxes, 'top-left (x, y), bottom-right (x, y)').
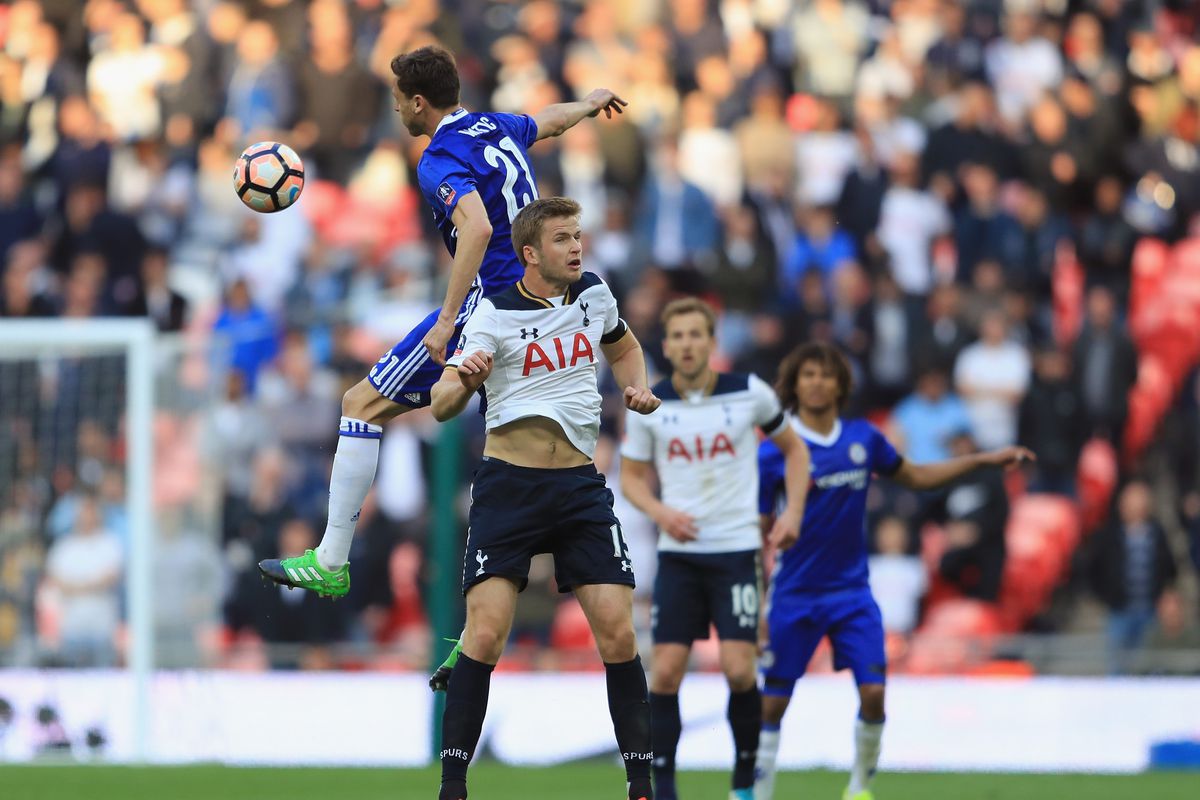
top-left (430, 387), bottom-right (458, 422)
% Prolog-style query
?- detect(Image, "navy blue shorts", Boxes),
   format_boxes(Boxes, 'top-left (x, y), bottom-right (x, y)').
top-left (462, 457), bottom-right (637, 595)
top-left (652, 550), bottom-right (761, 644)
top-left (761, 586), bottom-right (886, 694)
top-left (366, 286), bottom-right (482, 408)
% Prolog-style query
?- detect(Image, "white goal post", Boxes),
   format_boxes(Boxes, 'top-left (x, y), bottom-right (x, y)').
top-left (0, 318), bottom-right (155, 761)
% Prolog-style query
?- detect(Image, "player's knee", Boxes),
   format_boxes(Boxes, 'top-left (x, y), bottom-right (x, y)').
top-left (463, 621), bottom-right (507, 663)
top-left (858, 683), bottom-right (885, 721)
top-left (650, 664), bottom-right (685, 694)
top-left (761, 695), bottom-right (789, 725)
top-left (341, 382), bottom-right (371, 418)
top-left (724, 665), bottom-right (757, 693)
top-left (596, 623), bottom-right (638, 663)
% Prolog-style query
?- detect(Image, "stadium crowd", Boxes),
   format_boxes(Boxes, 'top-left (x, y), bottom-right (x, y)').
top-left (2, 0), bottom-right (1200, 675)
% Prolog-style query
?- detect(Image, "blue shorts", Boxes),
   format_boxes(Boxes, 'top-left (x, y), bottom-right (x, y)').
top-left (462, 457), bottom-right (637, 595)
top-left (653, 550), bottom-right (761, 644)
top-left (367, 286), bottom-right (482, 408)
top-left (761, 586), bottom-right (886, 694)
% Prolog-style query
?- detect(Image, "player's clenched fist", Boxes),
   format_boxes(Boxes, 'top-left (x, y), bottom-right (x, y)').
top-left (624, 386), bottom-right (661, 415)
top-left (768, 509), bottom-right (803, 551)
top-left (655, 506), bottom-right (698, 543)
top-left (457, 351), bottom-right (493, 391)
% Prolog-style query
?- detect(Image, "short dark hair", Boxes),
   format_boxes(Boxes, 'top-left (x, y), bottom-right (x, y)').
top-left (511, 197), bottom-right (583, 267)
top-left (775, 341), bottom-right (853, 412)
top-left (390, 46), bottom-right (460, 108)
top-left (660, 297), bottom-right (717, 336)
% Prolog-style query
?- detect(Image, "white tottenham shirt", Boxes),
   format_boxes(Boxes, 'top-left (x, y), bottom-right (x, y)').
top-left (447, 271), bottom-right (627, 459)
top-left (621, 372), bottom-right (787, 554)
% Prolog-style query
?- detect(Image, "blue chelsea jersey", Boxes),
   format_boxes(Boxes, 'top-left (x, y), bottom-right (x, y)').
top-left (758, 418), bottom-right (902, 594)
top-left (416, 109), bottom-right (541, 296)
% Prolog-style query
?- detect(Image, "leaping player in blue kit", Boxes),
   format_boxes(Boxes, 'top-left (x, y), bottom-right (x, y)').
top-left (754, 343), bottom-right (1033, 800)
top-left (257, 48), bottom-right (626, 620)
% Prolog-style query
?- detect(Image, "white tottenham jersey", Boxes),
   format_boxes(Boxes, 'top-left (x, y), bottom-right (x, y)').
top-left (447, 271), bottom-right (627, 458)
top-left (621, 372), bottom-right (787, 554)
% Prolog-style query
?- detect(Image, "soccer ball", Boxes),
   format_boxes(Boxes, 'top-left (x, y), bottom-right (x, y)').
top-left (233, 141), bottom-right (305, 213)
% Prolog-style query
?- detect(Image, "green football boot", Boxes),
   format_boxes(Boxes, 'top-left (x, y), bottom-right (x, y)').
top-left (429, 637), bottom-right (463, 692)
top-left (257, 549), bottom-right (350, 599)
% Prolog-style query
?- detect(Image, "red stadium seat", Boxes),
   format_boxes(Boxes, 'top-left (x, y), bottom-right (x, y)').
top-left (550, 599), bottom-right (596, 652)
top-left (1076, 438), bottom-right (1117, 533)
top-left (1129, 238), bottom-right (1170, 321)
top-left (1052, 241), bottom-right (1084, 347)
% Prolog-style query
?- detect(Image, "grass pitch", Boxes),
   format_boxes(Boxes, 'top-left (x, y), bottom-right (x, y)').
top-left (2, 762), bottom-right (1195, 800)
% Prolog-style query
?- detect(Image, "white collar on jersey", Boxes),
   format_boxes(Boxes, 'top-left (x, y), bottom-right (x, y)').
top-left (435, 107), bottom-right (469, 133)
top-left (792, 417), bottom-right (842, 447)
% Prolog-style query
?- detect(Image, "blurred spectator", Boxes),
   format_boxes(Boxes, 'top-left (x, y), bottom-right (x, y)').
top-left (954, 308), bottom-right (1031, 450)
top-left (634, 140), bottom-right (717, 273)
top-left (984, 1), bottom-right (1062, 127)
top-left (225, 20), bottom-right (294, 136)
top-left (931, 432), bottom-right (1008, 601)
top-left (890, 365), bottom-right (972, 465)
top-left (678, 90), bottom-right (742, 209)
top-left (0, 157), bottom-right (41, 264)
top-left (1, 240), bottom-right (56, 318)
top-left (295, 0), bottom-right (379, 184)
top-left (868, 515), bottom-right (926, 634)
top-left (782, 205), bottom-right (856, 303)
top-left (864, 271), bottom-right (914, 408)
top-left (1090, 480), bottom-right (1178, 675)
top-left (128, 246), bottom-right (188, 332)
top-left (1019, 347), bottom-right (1086, 496)
top-left (211, 277), bottom-right (280, 393)
top-left (954, 162), bottom-right (1021, 282)
top-left (792, 0), bottom-right (871, 102)
top-left (1077, 175), bottom-right (1137, 302)
top-left (43, 493), bottom-right (123, 667)
top-left (1073, 286), bottom-right (1137, 446)
top-left (922, 82), bottom-right (1017, 186)
top-left (86, 11), bottom-right (163, 141)
top-left (1022, 95), bottom-right (1093, 213)
top-left (795, 98), bottom-right (857, 207)
top-left (924, 0), bottom-right (985, 89)
top-left (912, 284), bottom-right (971, 371)
top-left (877, 149), bottom-right (951, 297)
top-left (835, 126), bottom-right (887, 260)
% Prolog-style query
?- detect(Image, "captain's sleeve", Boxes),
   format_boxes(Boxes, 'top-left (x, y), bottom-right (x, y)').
top-left (758, 439), bottom-right (787, 515)
top-left (417, 151), bottom-right (477, 218)
top-left (596, 275), bottom-right (628, 344)
top-left (446, 301), bottom-right (498, 368)
top-left (493, 112), bottom-right (540, 149)
top-left (748, 374), bottom-right (787, 436)
top-left (868, 424), bottom-right (903, 476)
top-left (620, 406), bottom-right (655, 462)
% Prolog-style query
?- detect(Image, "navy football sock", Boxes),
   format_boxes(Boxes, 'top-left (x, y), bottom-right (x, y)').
top-left (648, 691), bottom-right (680, 800)
top-left (440, 653), bottom-right (494, 792)
top-left (605, 656), bottom-right (653, 794)
top-left (728, 687), bottom-right (761, 790)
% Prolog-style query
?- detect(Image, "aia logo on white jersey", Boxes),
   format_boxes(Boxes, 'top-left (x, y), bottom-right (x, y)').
top-left (667, 433), bottom-right (736, 462)
top-left (521, 332), bottom-right (594, 376)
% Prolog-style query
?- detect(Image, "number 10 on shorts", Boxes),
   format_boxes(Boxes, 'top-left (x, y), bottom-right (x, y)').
top-left (731, 583), bottom-right (757, 628)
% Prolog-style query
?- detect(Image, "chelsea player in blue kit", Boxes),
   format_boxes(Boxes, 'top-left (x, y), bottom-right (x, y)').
top-left (258, 47), bottom-right (626, 599)
top-left (754, 344), bottom-right (1033, 800)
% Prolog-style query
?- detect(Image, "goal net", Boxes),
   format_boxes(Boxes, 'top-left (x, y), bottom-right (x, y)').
top-left (0, 319), bottom-right (224, 760)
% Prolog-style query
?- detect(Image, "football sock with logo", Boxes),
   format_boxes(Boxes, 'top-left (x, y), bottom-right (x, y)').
top-left (728, 687), bottom-right (761, 790)
top-left (315, 416), bottom-right (382, 571)
top-left (648, 692), bottom-right (680, 800)
top-left (847, 715), bottom-right (884, 795)
top-left (605, 656), bottom-right (653, 798)
top-left (754, 723), bottom-right (781, 800)
top-left (439, 653), bottom-right (495, 796)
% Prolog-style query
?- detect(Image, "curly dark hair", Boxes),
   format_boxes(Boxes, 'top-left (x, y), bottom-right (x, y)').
top-left (774, 342), bottom-right (853, 413)
top-left (389, 46), bottom-right (460, 108)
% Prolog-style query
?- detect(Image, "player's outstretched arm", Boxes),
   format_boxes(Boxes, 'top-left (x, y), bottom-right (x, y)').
top-left (601, 329), bottom-right (660, 415)
top-left (430, 353), bottom-right (493, 422)
top-left (766, 427), bottom-right (811, 551)
top-left (620, 457), bottom-right (698, 542)
top-left (533, 88), bottom-right (627, 140)
top-left (422, 192), bottom-right (494, 365)
top-left (893, 445), bottom-right (1036, 491)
